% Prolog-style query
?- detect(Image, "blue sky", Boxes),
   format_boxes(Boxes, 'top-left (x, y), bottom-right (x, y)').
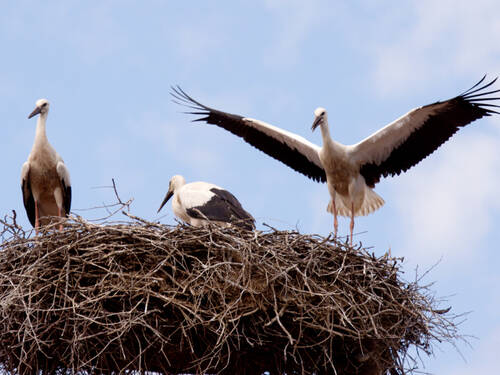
top-left (1, 1), bottom-right (500, 373)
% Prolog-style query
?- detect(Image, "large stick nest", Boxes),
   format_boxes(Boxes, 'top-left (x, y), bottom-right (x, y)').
top-left (0, 213), bottom-right (460, 375)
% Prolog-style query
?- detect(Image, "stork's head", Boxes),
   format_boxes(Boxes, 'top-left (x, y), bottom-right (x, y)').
top-left (157, 175), bottom-right (187, 213)
top-left (311, 107), bottom-right (327, 131)
top-left (28, 99), bottom-right (50, 119)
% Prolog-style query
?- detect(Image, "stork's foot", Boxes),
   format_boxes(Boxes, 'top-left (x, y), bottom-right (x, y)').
top-left (57, 207), bottom-right (64, 231)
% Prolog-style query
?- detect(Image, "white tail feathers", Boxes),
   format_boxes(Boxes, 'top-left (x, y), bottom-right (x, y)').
top-left (356, 187), bottom-right (385, 216)
top-left (327, 187), bottom-right (385, 217)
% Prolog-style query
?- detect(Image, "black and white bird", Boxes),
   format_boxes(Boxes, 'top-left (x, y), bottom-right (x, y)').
top-left (21, 99), bottom-right (72, 233)
top-left (171, 76), bottom-right (500, 245)
top-left (157, 175), bottom-right (255, 230)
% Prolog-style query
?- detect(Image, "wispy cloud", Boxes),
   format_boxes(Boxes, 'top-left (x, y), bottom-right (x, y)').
top-left (168, 18), bottom-right (229, 62)
top-left (262, 0), bottom-right (330, 68)
top-left (1, 2), bottom-right (128, 65)
top-left (371, 0), bottom-right (500, 94)
top-left (123, 110), bottom-right (226, 179)
top-left (391, 127), bottom-right (500, 266)
top-left (441, 325), bottom-right (500, 375)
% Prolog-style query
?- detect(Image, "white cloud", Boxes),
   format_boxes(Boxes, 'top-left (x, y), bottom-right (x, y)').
top-left (440, 325), bottom-right (500, 375)
top-left (392, 127), bottom-right (500, 265)
top-left (124, 111), bottom-right (225, 178)
top-left (372, 0), bottom-right (500, 94)
top-left (1, 2), bottom-right (128, 65)
top-left (67, 4), bottom-right (128, 65)
top-left (169, 21), bottom-right (228, 62)
top-left (262, 0), bottom-right (331, 68)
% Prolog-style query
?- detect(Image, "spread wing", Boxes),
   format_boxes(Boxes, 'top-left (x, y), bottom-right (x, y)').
top-left (350, 76), bottom-right (500, 187)
top-left (171, 86), bottom-right (326, 183)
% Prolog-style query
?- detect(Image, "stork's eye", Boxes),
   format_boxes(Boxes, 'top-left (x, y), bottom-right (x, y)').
top-left (42, 103), bottom-right (47, 107)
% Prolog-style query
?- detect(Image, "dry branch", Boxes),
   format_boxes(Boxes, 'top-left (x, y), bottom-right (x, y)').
top-left (0, 214), bottom-right (461, 375)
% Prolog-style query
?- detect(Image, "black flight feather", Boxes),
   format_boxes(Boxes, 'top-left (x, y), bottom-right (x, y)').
top-left (171, 86), bottom-right (326, 183)
top-left (360, 76), bottom-right (500, 187)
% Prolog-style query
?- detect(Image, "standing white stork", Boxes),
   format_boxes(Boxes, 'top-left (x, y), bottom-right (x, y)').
top-left (157, 175), bottom-right (255, 230)
top-left (21, 99), bottom-right (72, 233)
top-left (171, 76), bottom-right (500, 245)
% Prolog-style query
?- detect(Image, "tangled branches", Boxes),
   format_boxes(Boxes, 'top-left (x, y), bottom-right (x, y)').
top-left (0, 214), bottom-right (460, 375)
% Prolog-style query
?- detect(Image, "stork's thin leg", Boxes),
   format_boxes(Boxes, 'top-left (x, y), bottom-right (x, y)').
top-left (349, 202), bottom-right (355, 247)
top-left (35, 200), bottom-right (40, 235)
top-left (57, 207), bottom-right (63, 231)
top-left (332, 199), bottom-right (338, 238)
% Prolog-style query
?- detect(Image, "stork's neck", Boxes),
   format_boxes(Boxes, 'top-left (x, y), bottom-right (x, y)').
top-left (33, 113), bottom-right (48, 145)
top-left (319, 119), bottom-right (334, 147)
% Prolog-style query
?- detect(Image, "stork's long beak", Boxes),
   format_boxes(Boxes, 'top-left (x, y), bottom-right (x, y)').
top-left (157, 189), bottom-right (174, 213)
top-left (311, 115), bottom-right (322, 131)
top-left (28, 106), bottom-right (41, 119)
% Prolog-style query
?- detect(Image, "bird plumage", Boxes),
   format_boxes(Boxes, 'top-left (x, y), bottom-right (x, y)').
top-left (353, 76), bottom-right (500, 186)
top-left (171, 77), bottom-right (499, 244)
top-left (158, 175), bottom-right (255, 230)
top-left (173, 90), bottom-right (326, 183)
top-left (21, 99), bottom-right (71, 231)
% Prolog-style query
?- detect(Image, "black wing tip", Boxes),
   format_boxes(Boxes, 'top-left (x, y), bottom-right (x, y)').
top-left (170, 85), bottom-right (199, 107)
top-left (459, 75), bottom-right (500, 111)
top-left (170, 85), bottom-right (223, 124)
top-left (170, 85), bottom-right (213, 114)
top-left (461, 75), bottom-right (499, 98)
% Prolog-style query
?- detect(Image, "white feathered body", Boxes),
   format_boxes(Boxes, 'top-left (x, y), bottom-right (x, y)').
top-left (320, 138), bottom-right (385, 217)
top-left (172, 181), bottom-right (226, 227)
top-left (21, 101), bottom-right (71, 227)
